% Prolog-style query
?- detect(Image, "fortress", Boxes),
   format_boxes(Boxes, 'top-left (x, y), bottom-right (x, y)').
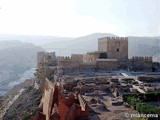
top-left (37, 37), bottom-right (153, 74)
top-left (33, 36), bottom-right (160, 120)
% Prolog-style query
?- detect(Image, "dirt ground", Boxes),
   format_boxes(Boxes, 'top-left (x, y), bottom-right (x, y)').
top-left (83, 95), bottom-right (137, 120)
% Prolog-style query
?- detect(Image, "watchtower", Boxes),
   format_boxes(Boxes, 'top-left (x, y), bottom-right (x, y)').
top-left (98, 37), bottom-right (128, 61)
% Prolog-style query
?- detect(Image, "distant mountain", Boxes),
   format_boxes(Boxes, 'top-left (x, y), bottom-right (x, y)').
top-left (0, 33), bottom-right (159, 57)
top-left (128, 36), bottom-right (160, 58)
top-left (42, 33), bottom-right (117, 56)
top-left (0, 41), bottom-right (43, 88)
top-left (0, 34), bottom-right (72, 45)
top-left (66, 33), bottom-right (117, 50)
top-left (41, 33), bottom-right (160, 57)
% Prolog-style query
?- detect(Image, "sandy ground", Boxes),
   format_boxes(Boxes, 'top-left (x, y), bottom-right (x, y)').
top-left (83, 95), bottom-right (137, 120)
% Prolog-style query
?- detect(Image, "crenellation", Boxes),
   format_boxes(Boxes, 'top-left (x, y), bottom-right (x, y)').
top-left (129, 56), bottom-right (152, 72)
top-left (57, 56), bottom-right (71, 60)
top-left (98, 36), bottom-right (128, 41)
top-left (132, 56), bottom-right (152, 61)
top-left (33, 35), bottom-right (159, 120)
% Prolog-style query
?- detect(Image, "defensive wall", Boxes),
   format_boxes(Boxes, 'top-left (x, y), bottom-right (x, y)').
top-left (128, 56), bottom-right (152, 72)
top-left (41, 78), bottom-right (55, 120)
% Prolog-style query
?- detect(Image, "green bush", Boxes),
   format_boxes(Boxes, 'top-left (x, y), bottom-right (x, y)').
top-left (123, 92), bottom-right (160, 102)
top-left (23, 112), bottom-right (31, 120)
top-left (123, 93), bottom-right (160, 119)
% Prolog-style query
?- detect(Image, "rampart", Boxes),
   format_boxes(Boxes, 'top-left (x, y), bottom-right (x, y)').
top-left (40, 78), bottom-right (89, 120)
top-left (131, 56), bottom-right (152, 61)
top-left (41, 78), bottom-right (55, 120)
top-left (96, 59), bottom-right (117, 70)
top-left (83, 52), bottom-right (100, 64)
top-left (129, 56), bottom-right (152, 72)
top-left (57, 56), bottom-right (81, 72)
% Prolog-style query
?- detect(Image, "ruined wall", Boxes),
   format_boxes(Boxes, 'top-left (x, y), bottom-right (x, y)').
top-left (96, 59), bottom-right (117, 70)
top-left (98, 37), bottom-right (128, 61)
top-left (58, 93), bottom-right (79, 120)
top-left (58, 93), bottom-right (89, 120)
top-left (33, 112), bottom-right (46, 120)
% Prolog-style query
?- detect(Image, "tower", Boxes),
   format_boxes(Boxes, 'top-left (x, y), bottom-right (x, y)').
top-left (98, 37), bottom-right (128, 61)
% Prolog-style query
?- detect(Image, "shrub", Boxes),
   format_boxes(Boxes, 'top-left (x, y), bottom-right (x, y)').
top-left (23, 112), bottom-right (31, 120)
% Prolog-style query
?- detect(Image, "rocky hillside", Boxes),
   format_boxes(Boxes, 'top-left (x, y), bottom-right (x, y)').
top-left (0, 41), bottom-right (43, 86)
top-left (3, 85), bottom-right (42, 120)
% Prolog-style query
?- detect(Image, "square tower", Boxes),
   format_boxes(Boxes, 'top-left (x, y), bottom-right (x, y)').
top-left (98, 37), bottom-right (128, 61)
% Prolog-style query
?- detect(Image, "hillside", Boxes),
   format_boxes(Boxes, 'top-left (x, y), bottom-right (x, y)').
top-left (3, 85), bottom-right (41, 120)
top-left (0, 41), bottom-right (43, 95)
top-left (42, 33), bottom-right (117, 56)
top-left (0, 34), bottom-right (72, 45)
top-left (128, 36), bottom-right (160, 58)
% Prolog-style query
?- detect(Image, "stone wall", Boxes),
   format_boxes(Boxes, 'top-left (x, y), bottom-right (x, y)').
top-left (98, 37), bottom-right (128, 61)
top-left (83, 51), bottom-right (101, 64)
top-left (71, 54), bottom-right (83, 62)
top-left (138, 76), bottom-right (160, 82)
top-left (80, 63), bottom-right (96, 71)
top-left (57, 56), bottom-right (81, 72)
top-left (58, 93), bottom-right (89, 120)
top-left (41, 78), bottom-right (55, 120)
top-left (96, 59), bottom-right (117, 70)
top-left (129, 56), bottom-right (152, 72)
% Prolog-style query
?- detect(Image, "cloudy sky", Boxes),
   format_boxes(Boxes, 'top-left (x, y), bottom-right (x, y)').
top-left (0, 0), bottom-right (159, 37)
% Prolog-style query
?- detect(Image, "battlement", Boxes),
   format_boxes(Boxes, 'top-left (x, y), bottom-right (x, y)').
top-left (37, 51), bottom-right (55, 56)
top-left (129, 56), bottom-right (153, 72)
top-left (131, 56), bottom-right (152, 61)
top-left (57, 56), bottom-right (71, 60)
top-left (98, 37), bottom-right (128, 41)
top-left (57, 56), bottom-right (70, 59)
